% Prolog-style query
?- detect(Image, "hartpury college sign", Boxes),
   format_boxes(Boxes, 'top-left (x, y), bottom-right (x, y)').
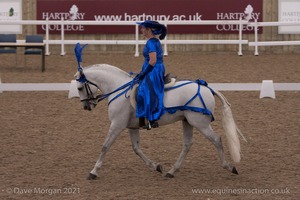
top-left (37, 0), bottom-right (262, 34)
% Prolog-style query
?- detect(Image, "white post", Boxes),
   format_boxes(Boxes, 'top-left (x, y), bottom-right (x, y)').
top-left (163, 22), bottom-right (168, 56)
top-left (134, 24), bottom-right (139, 57)
top-left (61, 18), bottom-right (66, 56)
top-left (238, 18), bottom-right (243, 56)
top-left (45, 18), bottom-right (50, 55)
top-left (0, 78), bottom-right (2, 93)
top-left (254, 19), bottom-right (259, 56)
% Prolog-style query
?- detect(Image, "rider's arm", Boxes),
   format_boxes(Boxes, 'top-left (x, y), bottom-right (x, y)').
top-left (148, 52), bottom-right (157, 67)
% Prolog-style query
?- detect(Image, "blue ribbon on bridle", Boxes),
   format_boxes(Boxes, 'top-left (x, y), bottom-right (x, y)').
top-left (75, 43), bottom-right (89, 84)
top-left (75, 43), bottom-right (88, 72)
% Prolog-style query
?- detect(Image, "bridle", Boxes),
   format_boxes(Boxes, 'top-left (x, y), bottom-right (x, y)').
top-left (76, 69), bottom-right (102, 107)
top-left (80, 81), bottom-right (100, 107)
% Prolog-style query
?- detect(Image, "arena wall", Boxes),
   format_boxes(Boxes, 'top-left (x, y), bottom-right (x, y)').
top-left (20, 0), bottom-right (300, 54)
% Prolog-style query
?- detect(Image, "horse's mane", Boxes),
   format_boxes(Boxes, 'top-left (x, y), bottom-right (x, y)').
top-left (84, 64), bottom-right (130, 77)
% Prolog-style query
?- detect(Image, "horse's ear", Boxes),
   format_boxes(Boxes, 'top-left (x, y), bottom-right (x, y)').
top-left (79, 69), bottom-right (83, 76)
top-left (74, 71), bottom-right (79, 78)
top-left (77, 64), bottom-right (83, 72)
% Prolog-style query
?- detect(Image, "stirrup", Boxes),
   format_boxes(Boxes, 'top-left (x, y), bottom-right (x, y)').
top-left (142, 121), bottom-right (159, 130)
top-left (142, 123), bottom-right (152, 130)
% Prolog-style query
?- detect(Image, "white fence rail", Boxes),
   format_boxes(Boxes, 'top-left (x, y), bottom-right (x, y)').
top-left (248, 20), bottom-right (300, 55)
top-left (0, 19), bottom-right (248, 56)
top-left (1, 83), bottom-right (299, 92)
top-left (0, 20), bottom-right (299, 56)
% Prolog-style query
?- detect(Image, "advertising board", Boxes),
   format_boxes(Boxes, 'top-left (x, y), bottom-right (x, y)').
top-left (37, 0), bottom-right (263, 34)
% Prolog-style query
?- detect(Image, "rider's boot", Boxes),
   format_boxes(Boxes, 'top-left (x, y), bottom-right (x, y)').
top-left (150, 120), bottom-right (159, 128)
top-left (142, 120), bottom-right (159, 130)
top-left (139, 118), bottom-right (146, 127)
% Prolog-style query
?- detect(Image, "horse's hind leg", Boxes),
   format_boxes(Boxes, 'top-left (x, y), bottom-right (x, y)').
top-left (129, 129), bottom-right (163, 173)
top-left (165, 120), bottom-right (193, 178)
top-left (197, 124), bottom-right (237, 174)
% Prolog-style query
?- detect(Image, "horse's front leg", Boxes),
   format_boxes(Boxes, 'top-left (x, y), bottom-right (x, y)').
top-left (87, 123), bottom-right (124, 180)
top-left (129, 129), bottom-right (163, 173)
top-left (166, 120), bottom-right (193, 178)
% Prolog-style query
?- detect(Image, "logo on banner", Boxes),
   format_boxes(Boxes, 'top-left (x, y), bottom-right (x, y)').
top-left (0, 7), bottom-right (20, 19)
top-left (216, 4), bottom-right (261, 31)
top-left (9, 8), bottom-right (15, 17)
top-left (41, 4), bottom-right (85, 31)
top-left (69, 5), bottom-right (79, 21)
top-left (244, 5), bottom-right (254, 21)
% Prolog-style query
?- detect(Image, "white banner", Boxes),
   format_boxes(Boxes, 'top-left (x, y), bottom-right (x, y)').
top-left (0, 0), bottom-right (22, 34)
top-left (278, 0), bottom-right (300, 34)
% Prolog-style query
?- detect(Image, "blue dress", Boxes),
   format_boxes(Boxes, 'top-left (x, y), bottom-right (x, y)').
top-left (136, 38), bottom-right (165, 121)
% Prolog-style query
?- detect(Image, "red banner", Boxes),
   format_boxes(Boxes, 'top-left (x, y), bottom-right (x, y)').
top-left (37, 0), bottom-right (263, 34)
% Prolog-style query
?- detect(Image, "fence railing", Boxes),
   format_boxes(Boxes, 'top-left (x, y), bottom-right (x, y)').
top-left (248, 20), bottom-right (300, 55)
top-left (0, 19), bottom-right (299, 56)
top-left (0, 19), bottom-right (248, 56)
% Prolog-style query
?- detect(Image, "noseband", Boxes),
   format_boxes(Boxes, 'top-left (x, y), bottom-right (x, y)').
top-left (81, 81), bottom-right (99, 107)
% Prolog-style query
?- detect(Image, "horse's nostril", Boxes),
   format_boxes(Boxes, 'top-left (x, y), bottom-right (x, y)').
top-left (83, 101), bottom-right (92, 111)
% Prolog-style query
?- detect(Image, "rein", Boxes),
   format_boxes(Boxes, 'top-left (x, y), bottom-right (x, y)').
top-left (97, 78), bottom-right (139, 105)
top-left (77, 72), bottom-right (139, 106)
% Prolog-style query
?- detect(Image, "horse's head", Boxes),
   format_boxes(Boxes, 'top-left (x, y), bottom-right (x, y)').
top-left (75, 70), bottom-right (99, 111)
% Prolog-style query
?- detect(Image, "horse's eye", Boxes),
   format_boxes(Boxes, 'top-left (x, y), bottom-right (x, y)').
top-left (77, 82), bottom-right (84, 91)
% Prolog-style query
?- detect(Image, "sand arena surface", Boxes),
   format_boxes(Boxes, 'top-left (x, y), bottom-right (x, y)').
top-left (0, 52), bottom-right (299, 199)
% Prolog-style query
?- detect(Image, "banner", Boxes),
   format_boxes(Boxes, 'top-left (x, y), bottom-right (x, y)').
top-left (37, 0), bottom-right (263, 34)
top-left (278, 0), bottom-right (300, 34)
top-left (0, 0), bottom-right (22, 34)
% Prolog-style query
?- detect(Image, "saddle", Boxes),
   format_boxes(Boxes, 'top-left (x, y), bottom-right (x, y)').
top-left (130, 73), bottom-right (176, 109)
top-left (163, 73), bottom-right (176, 88)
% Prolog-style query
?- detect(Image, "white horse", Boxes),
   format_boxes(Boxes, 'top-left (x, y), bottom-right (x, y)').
top-left (74, 64), bottom-right (246, 180)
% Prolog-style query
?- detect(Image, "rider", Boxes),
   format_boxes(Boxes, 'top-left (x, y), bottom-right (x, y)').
top-left (135, 20), bottom-right (167, 130)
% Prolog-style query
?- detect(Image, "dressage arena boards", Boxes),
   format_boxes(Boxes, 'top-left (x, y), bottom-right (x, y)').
top-left (1, 82), bottom-right (300, 92)
top-left (0, 53), bottom-right (299, 199)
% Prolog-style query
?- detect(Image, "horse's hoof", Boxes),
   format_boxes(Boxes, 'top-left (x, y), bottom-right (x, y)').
top-left (232, 167), bottom-right (239, 175)
top-left (156, 164), bottom-right (163, 173)
top-left (165, 173), bottom-right (174, 178)
top-left (87, 173), bottom-right (97, 180)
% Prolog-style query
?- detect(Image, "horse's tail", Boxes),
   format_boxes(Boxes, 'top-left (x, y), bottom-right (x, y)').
top-left (214, 90), bottom-right (247, 163)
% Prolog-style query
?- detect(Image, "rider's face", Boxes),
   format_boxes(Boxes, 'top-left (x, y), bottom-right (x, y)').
top-left (140, 26), bottom-right (152, 39)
